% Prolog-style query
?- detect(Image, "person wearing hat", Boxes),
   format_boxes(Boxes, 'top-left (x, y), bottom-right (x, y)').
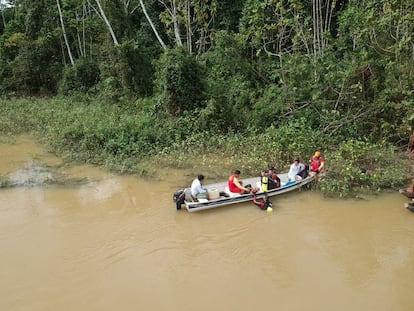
top-left (309, 151), bottom-right (325, 183)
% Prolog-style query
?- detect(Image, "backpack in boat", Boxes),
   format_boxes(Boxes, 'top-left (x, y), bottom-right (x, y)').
top-left (173, 188), bottom-right (186, 210)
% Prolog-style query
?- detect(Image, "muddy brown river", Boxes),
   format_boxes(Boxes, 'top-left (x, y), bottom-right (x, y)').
top-left (1, 136), bottom-right (413, 311)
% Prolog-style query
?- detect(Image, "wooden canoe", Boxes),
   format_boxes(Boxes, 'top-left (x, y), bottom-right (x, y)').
top-left (399, 189), bottom-right (414, 198)
top-left (180, 172), bottom-right (314, 212)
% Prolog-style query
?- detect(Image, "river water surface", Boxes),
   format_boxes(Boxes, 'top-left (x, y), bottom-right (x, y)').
top-left (1, 136), bottom-right (413, 311)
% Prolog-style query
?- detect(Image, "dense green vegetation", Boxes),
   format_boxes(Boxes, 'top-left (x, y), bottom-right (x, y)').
top-left (0, 97), bottom-right (409, 197)
top-left (1, 0), bottom-right (413, 197)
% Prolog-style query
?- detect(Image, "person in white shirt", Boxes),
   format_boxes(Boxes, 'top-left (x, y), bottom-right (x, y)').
top-left (191, 174), bottom-right (208, 199)
top-left (288, 159), bottom-right (306, 181)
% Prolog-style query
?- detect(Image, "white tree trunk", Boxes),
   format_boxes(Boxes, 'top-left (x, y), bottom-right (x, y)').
top-left (158, 0), bottom-right (183, 47)
top-left (186, 0), bottom-right (192, 53)
top-left (139, 0), bottom-right (167, 49)
top-left (56, 0), bottom-right (75, 65)
top-left (172, 0), bottom-right (183, 47)
top-left (82, 0), bottom-right (86, 56)
top-left (75, 11), bottom-right (84, 57)
top-left (94, 0), bottom-right (119, 46)
top-left (312, 0), bottom-right (335, 56)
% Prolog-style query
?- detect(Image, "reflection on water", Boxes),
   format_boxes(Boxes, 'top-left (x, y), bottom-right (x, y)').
top-left (1, 136), bottom-right (414, 311)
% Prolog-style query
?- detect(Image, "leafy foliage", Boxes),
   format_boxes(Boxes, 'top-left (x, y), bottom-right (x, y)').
top-left (1, 0), bottom-right (414, 196)
top-left (60, 56), bottom-right (100, 94)
top-left (154, 47), bottom-right (206, 115)
top-left (200, 31), bottom-right (256, 131)
top-left (320, 140), bottom-right (406, 197)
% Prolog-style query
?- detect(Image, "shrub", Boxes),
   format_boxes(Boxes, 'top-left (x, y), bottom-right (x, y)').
top-left (320, 139), bottom-right (406, 197)
top-left (60, 57), bottom-right (100, 94)
top-left (154, 47), bottom-right (206, 116)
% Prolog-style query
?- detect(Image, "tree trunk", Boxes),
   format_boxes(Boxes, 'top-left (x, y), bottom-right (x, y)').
top-left (172, 0), bottom-right (183, 47)
top-left (75, 11), bottom-right (84, 57)
top-left (82, 0), bottom-right (86, 56)
top-left (1, 2), bottom-right (6, 29)
top-left (139, 0), bottom-right (167, 50)
top-left (94, 0), bottom-right (119, 46)
top-left (312, 0), bottom-right (317, 55)
top-left (186, 0), bottom-right (192, 53)
top-left (56, 0), bottom-right (75, 65)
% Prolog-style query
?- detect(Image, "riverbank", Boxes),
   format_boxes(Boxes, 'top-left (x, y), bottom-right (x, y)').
top-left (0, 97), bottom-right (410, 197)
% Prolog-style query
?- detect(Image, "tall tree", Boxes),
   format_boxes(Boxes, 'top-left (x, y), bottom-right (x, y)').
top-left (56, 0), bottom-right (74, 65)
top-left (1, 1), bottom-right (6, 30)
top-left (89, 0), bottom-right (119, 45)
top-left (156, 0), bottom-right (218, 53)
top-left (312, 0), bottom-right (340, 55)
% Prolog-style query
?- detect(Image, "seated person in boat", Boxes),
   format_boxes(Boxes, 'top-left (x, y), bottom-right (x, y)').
top-left (261, 167), bottom-right (281, 191)
top-left (288, 159), bottom-right (306, 181)
top-left (406, 179), bottom-right (414, 194)
top-left (409, 132), bottom-right (414, 159)
top-left (296, 164), bottom-right (309, 180)
top-left (268, 167), bottom-right (281, 188)
top-left (228, 170), bottom-right (252, 194)
top-left (191, 174), bottom-right (208, 200)
top-left (399, 178), bottom-right (414, 198)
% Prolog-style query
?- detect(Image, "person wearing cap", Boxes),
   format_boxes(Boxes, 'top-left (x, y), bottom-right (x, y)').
top-left (288, 159), bottom-right (306, 181)
top-left (309, 151), bottom-right (325, 183)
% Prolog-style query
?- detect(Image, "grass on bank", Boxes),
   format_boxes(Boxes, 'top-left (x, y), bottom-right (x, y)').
top-left (0, 97), bottom-right (411, 197)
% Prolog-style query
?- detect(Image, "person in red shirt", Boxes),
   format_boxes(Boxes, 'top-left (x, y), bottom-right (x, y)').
top-left (406, 179), bottom-right (414, 194)
top-left (228, 170), bottom-right (251, 194)
top-left (309, 151), bottom-right (325, 183)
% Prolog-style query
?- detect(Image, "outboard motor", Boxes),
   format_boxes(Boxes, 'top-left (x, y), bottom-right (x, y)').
top-left (173, 189), bottom-right (186, 210)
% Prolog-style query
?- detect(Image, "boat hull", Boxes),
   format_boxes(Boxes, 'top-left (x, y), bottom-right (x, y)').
top-left (184, 173), bottom-right (314, 212)
top-left (405, 202), bottom-right (414, 212)
top-left (399, 189), bottom-right (414, 198)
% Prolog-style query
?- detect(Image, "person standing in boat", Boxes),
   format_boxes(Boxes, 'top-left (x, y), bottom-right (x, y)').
top-left (191, 174), bottom-right (208, 200)
top-left (309, 151), bottom-right (325, 183)
top-left (228, 170), bottom-right (252, 194)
